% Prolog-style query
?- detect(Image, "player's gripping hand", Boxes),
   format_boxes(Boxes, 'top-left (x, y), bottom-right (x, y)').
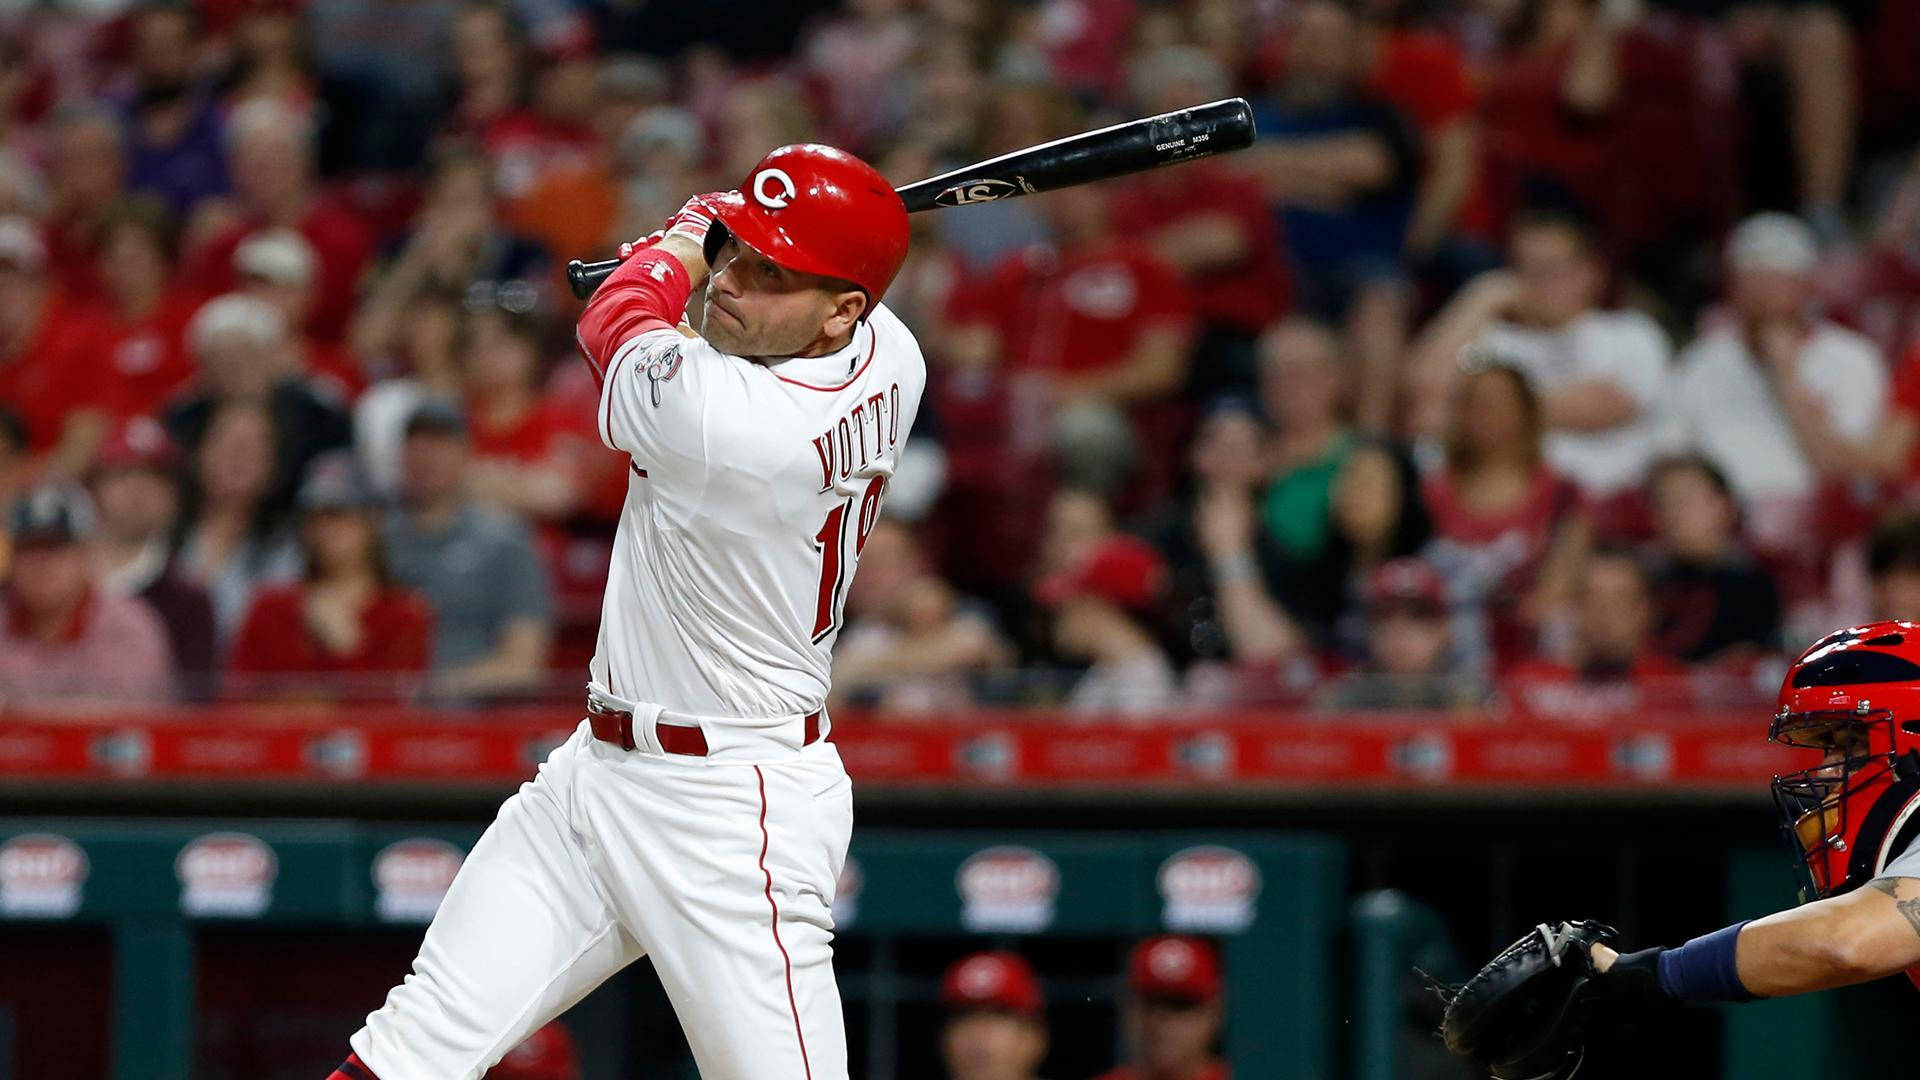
top-left (1427, 920), bottom-right (1621, 1080)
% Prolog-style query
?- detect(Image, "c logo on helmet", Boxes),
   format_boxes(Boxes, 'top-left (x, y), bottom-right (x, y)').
top-left (753, 168), bottom-right (799, 210)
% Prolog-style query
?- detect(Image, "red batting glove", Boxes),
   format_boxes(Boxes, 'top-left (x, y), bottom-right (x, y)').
top-left (660, 193), bottom-right (727, 248)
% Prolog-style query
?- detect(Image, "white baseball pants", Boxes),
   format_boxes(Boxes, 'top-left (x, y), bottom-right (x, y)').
top-left (349, 722), bottom-right (855, 1080)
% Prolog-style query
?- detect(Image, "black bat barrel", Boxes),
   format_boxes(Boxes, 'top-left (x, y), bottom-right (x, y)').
top-left (566, 98), bottom-right (1256, 300)
top-left (895, 97), bottom-right (1255, 213)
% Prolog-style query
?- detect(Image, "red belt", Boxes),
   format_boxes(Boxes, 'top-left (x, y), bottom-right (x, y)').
top-left (587, 701), bottom-right (823, 757)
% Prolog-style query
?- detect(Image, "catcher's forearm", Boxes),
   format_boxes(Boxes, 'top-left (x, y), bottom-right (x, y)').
top-left (1735, 880), bottom-right (1920, 996)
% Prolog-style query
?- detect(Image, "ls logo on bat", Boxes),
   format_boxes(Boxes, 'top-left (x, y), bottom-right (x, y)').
top-left (933, 176), bottom-right (1037, 207)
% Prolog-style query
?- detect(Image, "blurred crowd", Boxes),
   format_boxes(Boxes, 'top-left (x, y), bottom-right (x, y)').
top-left (4, 0), bottom-right (1920, 715)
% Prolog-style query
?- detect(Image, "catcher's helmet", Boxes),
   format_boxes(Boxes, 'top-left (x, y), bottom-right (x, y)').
top-left (1771, 621), bottom-right (1920, 900)
top-left (707, 144), bottom-right (909, 301)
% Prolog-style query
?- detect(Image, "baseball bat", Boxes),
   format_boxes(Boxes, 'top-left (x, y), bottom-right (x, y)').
top-left (565, 97), bottom-right (1257, 300)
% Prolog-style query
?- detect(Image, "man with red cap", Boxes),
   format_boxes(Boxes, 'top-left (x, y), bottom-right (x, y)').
top-left (941, 951), bottom-right (1051, 1080)
top-left (1093, 936), bottom-right (1230, 1080)
top-left (327, 144), bottom-right (923, 1080)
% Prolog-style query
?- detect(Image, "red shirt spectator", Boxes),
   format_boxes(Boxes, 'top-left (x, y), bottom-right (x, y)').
top-left (955, 237), bottom-right (1195, 379)
top-left (225, 458), bottom-right (432, 694)
top-left (1028, 0), bottom-right (1139, 103)
top-left (227, 583), bottom-right (432, 675)
top-left (0, 218), bottom-right (122, 470)
top-left (180, 99), bottom-right (374, 344)
top-left (1503, 546), bottom-right (1686, 723)
top-left (187, 200), bottom-right (373, 346)
top-left (102, 291), bottom-right (200, 420)
top-left (1106, 163), bottom-right (1290, 336)
top-left (0, 290), bottom-right (120, 456)
top-left (1365, 26), bottom-right (1498, 242)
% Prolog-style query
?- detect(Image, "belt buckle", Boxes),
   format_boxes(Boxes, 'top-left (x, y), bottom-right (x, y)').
top-left (585, 695), bottom-right (637, 752)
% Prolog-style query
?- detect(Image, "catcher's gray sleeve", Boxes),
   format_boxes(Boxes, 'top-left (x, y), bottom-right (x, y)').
top-left (1877, 832), bottom-right (1920, 881)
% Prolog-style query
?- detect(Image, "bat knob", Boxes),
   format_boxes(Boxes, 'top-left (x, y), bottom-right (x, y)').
top-left (566, 259), bottom-right (590, 300)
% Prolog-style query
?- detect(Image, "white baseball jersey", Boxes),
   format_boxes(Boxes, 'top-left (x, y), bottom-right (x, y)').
top-left (591, 301), bottom-right (926, 719)
top-left (343, 299), bottom-right (925, 1080)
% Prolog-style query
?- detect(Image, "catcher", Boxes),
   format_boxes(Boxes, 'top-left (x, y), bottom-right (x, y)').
top-left (1436, 621), bottom-right (1920, 1079)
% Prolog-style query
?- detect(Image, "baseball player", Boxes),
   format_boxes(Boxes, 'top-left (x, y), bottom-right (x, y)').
top-left (325, 143), bottom-right (920, 1080)
top-left (1094, 936), bottom-right (1230, 1080)
top-left (940, 951), bottom-right (1051, 1080)
top-left (1437, 620), bottom-right (1920, 1078)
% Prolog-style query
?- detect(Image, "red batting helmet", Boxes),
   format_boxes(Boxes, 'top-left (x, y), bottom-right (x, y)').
top-left (708, 144), bottom-right (909, 301)
top-left (1771, 621), bottom-right (1920, 900)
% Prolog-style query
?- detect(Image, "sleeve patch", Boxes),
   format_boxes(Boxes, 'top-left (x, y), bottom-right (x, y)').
top-left (644, 344), bottom-right (685, 407)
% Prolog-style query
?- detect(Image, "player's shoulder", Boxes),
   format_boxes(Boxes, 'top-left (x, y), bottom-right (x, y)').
top-left (865, 303), bottom-right (927, 384)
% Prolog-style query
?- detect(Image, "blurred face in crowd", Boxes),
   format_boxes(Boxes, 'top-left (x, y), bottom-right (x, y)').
top-left (536, 56), bottom-right (599, 123)
top-left (701, 236), bottom-right (866, 359)
top-left (1126, 999), bottom-right (1221, 1076)
top-left (942, 1011), bottom-right (1047, 1080)
top-left (7, 539), bottom-right (91, 618)
top-left (1873, 564), bottom-right (1920, 622)
top-left (91, 467), bottom-right (180, 544)
top-left (1039, 489), bottom-right (1112, 576)
top-left (1258, 320), bottom-right (1344, 434)
top-left (1730, 265), bottom-right (1811, 325)
top-left (1052, 594), bottom-right (1121, 659)
top-left (101, 220), bottom-right (171, 309)
top-left (1189, 409), bottom-right (1265, 491)
top-left (719, 79), bottom-right (816, 179)
top-left (462, 310), bottom-right (543, 395)
top-left (454, 5), bottom-right (519, 90)
top-left (1284, 1), bottom-right (1363, 96)
top-left (1510, 223), bottom-right (1602, 327)
top-left (303, 508), bottom-right (378, 578)
top-left (196, 406), bottom-right (276, 509)
top-left (1651, 463), bottom-right (1737, 563)
top-left (235, 9), bottom-right (301, 68)
top-left (1330, 446), bottom-right (1403, 550)
top-left (981, 86), bottom-right (1073, 157)
top-left (243, 272), bottom-right (312, 331)
top-left (52, 116), bottom-right (124, 212)
top-left (846, 517), bottom-right (919, 621)
top-left (195, 326), bottom-right (284, 402)
top-left (1367, 603), bottom-right (1451, 677)
top-left (1450, 367), bottom-right (1536, 470)
top-left (1036, 187), bottom-right (1110, 246)
top-left (132, 7), bottom-right (197, 91)
top-left (230, 122), bottom-right (312, 211)
top-left (1577, 555), bottom-right (1653, 669)
top-left (400, 430), bottom-right (469, 509)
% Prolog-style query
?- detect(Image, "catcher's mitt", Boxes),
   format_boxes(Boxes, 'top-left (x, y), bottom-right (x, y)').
top-left (1427, 920), bottom-right (1619, 1080)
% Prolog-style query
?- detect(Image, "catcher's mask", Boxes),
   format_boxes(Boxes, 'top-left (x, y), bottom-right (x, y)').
top-left (1771, 621), bottom-right (1920, 902)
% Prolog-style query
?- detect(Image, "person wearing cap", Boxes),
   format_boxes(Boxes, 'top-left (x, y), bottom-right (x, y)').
top-left (181, 96), bottom-right (373, 344)
top-left (1672, 211), bottom-right (1892, 552)
top-left (1094, 936), bottom-right (1229, 1080)
top-left (0, 484), bottom-right (174, 703)
top-left (941, 951), bottom-right (1052, 1080)
top-left (235, 227), bottom-right (367, 399)
top-left (1038, 533), bottom-right (1182, 714)
top-left (1409, 211), bottom-right (1672, 498)
top-left (87, 417), bottom-right (217, 687)
top-left (1315, 556), bottom-right (1485, 711)
top-left (384, 399), bottom-right (555, 696)
top-left (328, 144), bottom-right (921, 1080)
top-left (226, 453), bottom-right (431, 698)
top-left (0, 213), bottom-right (119, 481)
top-left (484, 1021), bottom-right (580, 1080)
